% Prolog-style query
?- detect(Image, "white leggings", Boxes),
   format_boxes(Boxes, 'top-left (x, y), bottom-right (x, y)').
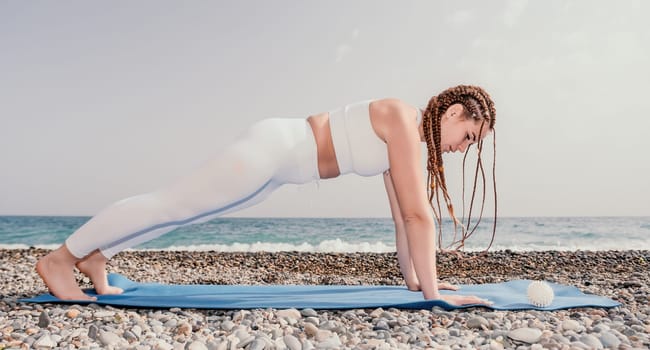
top-left (65, 118), bottom-right (320, 259)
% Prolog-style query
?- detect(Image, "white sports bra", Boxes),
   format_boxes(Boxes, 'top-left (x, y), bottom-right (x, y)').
top-left (328, 100), bottom-right (422, 177)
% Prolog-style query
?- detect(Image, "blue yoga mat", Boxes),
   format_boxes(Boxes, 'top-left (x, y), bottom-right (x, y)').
top-left (21, 273), bottom-right (620, 310)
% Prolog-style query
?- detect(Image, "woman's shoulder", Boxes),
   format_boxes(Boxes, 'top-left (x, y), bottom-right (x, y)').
top-left (370, 98), bottom-right (419, 125)
top-left (370, 97), bottom-right (409, 111)
top-left (369, 98), bottom-right (420, 142)
top-left (371, 98), bottom-right (418, 117)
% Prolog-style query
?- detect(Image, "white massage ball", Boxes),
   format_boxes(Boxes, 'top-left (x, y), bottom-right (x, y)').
top-left (527, 280), bottom-right (554, 307)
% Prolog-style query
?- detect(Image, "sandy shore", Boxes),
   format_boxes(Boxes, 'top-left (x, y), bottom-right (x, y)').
top-left (1, 249), bottom-right (649, 349)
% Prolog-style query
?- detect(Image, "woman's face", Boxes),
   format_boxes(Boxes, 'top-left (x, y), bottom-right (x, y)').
top-left (440, 103), bottom-right (491, 153)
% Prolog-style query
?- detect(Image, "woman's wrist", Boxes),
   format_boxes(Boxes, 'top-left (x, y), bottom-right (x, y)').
top-left (423, 290), bottom-right (441, 300)
top-left (420, 281), bottom-right (440, 300)
top-left (406, 281), bottom-right (421, 291)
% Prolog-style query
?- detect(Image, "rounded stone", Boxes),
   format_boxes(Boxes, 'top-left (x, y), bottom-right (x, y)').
top-left (88, 324), bottom-right (99, 340)
top-left (315, 329), bottom-right (333, 342)
top-left (176, 322), bottom-right (192, 336)
top-left (277, 308), bottom-right (301, 320)
top-left (489, 340), bottom-right (504, 350)
top-left (164, 318), bottom-right (178, 328)
top-left (248, 339), bottom-right (266, 350)
top-left (98, 330), bottom-right (122, 346)
top-left (561, 319), bottom-right (581, 332)
top-left (467, 316), bottom-right (489, 329)
top-left (94, 311), bottom-right (115, 318)
top-left (304, 322), bottom-right (318, 337)
top-left (37, 311), bottom-right (50, 328)
top-left (34, 334), bottom-right (57, 349)
top-left (579, 334), bottom-right (603, 349)
top-left (220, 320), bottom-right (235, 331)
top-left (300, 308), bottom-right (318, 317)
top-left (599, 332), bottom-right (621, 348)
top-left (123, 330), bottom-right (138, 343)
top-left (155, 340), bottom-right (174, 350)
top-left (237, 336), bottom-right (255, 348)
top-left (302, 339), bottom-right (315, 350)
top-left (305, 316), bottom-right (320, 326)
top-left (369, 308), bottom-right (384, 318)
top-left (507, 327), bottom-right (542, 344)
top-left (373, 320), bottom-right (390, 331)
top-left (65, 309), bottom-right (80, 319)
top-left (283, 334), bottom-right (302, 350)
top-left (131, 325), bottom-right (143, 338)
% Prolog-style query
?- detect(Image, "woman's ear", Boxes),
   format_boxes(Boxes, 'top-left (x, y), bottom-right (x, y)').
top-left (448, 103), bottom-right (465, 119)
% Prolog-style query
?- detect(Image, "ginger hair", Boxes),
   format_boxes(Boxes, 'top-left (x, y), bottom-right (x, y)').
top-left (421, 84), bottom-right (497, 251)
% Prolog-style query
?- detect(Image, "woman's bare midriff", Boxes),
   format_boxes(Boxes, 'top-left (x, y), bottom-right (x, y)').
top-left (306, 113), bottom-right (340, 179)
top-left (306, 101), bottom-right (420, 180)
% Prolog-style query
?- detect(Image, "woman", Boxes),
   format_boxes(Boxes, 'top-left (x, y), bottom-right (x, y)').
top-left (36, 84), bottom-right (497, 306)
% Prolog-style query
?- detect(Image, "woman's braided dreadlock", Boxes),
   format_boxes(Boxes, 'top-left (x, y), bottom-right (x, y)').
top-left (421, 85), bottom-right (497, 251)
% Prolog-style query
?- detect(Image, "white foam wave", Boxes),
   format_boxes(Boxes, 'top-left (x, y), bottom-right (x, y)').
top-left (461, 242), bottom-right (650, 252)
top-left (139, 239), bottom-right (396, 253)
top-left (135, 240), bottom-right (650, 253)
top-left (1, 239), bottom-right (647, 253)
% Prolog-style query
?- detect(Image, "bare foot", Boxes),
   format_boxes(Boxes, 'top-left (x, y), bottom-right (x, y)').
top-left (36, 246), bottom-right (97, 301)
top-left (75, 250), bottom-right (123, 295)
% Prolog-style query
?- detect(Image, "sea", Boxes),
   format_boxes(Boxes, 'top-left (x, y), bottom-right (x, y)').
top-left (0, 216), bottom-right (648, 253)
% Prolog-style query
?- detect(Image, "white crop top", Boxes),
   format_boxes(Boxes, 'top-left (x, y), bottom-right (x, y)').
top-left (328, 100), bottom-right (422, 177)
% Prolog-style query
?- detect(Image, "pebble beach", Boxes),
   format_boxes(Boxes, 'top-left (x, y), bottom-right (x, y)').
top-left (1, 249), bottom-right (648, 350)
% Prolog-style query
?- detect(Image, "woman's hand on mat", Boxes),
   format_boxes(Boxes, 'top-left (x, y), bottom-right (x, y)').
top-left (439, 294), bottom-right (493, 306)
top-left (407, 281), bottom-right (458, 291)
top-left (438, 281), bottom-right (459, 290)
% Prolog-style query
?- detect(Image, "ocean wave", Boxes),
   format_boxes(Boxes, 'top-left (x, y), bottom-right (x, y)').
top-left (3, 239), bottom-right (648, 253)
top-left (140, 239), bottom-right (396, 253)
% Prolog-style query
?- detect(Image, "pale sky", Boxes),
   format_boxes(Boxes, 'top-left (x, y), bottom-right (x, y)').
top-left (1, 1), bottom-right (648, 217)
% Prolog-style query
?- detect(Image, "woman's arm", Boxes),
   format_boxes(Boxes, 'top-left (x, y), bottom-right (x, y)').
top-left (384, 169), bottom-right (464, 292)
top-left (377, 99), bottom-right (491, 305)
top-left (381, 102), bottom-right (440, 300)
top-left (382, 170), bottom-right (420, 290)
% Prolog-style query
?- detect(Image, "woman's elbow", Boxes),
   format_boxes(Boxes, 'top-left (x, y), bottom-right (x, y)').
top-left (401, 212), bottom-right (434, 226)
